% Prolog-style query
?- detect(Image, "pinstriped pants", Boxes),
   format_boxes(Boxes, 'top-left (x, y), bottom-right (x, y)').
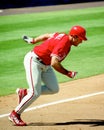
top-left (15, 51), bottom-right (59, 114)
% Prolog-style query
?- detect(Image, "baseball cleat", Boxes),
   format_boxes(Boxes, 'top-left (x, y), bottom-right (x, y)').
top-left (16, 88), bottom-right (27, 104)
top-left (8, 110), bottom-right (27, 126)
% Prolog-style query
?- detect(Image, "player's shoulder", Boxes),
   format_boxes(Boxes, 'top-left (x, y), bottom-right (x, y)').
top-left (48, 32), bottom-right (68, 41)
top-left (54, 32), bottom-right (68, 37)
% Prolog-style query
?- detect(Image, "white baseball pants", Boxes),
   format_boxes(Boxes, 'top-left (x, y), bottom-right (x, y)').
top-left (15, 51), bottom-right (59, 114)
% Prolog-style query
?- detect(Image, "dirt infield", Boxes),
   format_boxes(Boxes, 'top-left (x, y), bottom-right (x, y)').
top-left (0, 74), bottom-right (104, 130)
top-left (0, 1), bottom-right (104, 130)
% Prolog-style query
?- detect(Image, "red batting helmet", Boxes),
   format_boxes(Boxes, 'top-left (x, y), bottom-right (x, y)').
top-left (69, 25), bottom-right (87, 41)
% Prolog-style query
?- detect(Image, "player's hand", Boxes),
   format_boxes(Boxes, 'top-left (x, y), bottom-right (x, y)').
top-left (67, 71), bottom-right (78, 78)
top-left (22, 35), bottom-right (35, 44)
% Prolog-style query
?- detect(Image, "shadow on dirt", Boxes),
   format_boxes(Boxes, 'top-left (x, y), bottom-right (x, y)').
top-left (28, 119), bottom-right (104, 127)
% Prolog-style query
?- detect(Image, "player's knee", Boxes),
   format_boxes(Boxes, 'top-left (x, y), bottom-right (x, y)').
top-left (52, 87), bottom-right (59, 94)
top-left (28, 89), bottom-right (41, 99)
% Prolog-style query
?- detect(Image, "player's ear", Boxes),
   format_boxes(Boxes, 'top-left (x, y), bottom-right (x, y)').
top-left (71, 35), bottom-right (77, 41)
top-left (73, 35), bottom-right (78, 39)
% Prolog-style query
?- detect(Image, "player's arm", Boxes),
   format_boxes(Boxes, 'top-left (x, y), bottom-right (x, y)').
top-left (51, 56), bottom-right (68, 75)
top-left (34, 33), bottom-right (54, 43)
top-left (51, 56), bottom-right (77, 78)
top-left (22, 33), bottom-right (54, 44)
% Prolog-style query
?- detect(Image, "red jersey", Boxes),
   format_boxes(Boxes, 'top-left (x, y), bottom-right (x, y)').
top-left (33, 33), bottom-right (72, 65)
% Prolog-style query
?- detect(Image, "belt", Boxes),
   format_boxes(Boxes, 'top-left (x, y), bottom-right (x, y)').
top-left (36, 57), bottom-right (46, 65)
top-left (31, 51), bottom-right (46, 65)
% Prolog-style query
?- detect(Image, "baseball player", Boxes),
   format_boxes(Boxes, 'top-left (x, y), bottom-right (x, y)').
top-left (8, 25), bottom-right (87, 126)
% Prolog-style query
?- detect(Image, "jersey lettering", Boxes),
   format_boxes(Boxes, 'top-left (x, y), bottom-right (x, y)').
top-left (55, 34), bottom-right (65, 40)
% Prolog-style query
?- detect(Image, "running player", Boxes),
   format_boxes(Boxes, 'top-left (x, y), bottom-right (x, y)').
top-left (8, 25), bottom-right (87, 126)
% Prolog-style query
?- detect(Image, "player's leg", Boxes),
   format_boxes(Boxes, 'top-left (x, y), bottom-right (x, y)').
top-left (9, 52), bottom-right (42, 126)
top-left (15, 52), bottom-right (42, 114)
top-left (41, 66), bottom-right (59, 95)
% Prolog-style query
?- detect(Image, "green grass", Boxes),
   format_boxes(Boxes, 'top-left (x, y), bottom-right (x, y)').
top-left (0, 7), bottom-right (104, 96)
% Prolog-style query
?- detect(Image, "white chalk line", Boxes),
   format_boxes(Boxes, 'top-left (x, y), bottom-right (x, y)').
top-left (0, 91), bottom-right (104, 119)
